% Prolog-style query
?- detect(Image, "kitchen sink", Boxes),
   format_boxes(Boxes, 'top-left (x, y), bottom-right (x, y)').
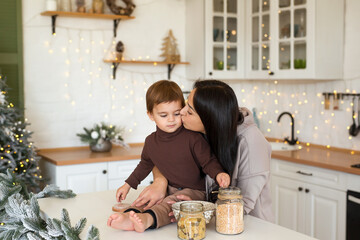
top-left (270, 142), bottom-right (300, 151)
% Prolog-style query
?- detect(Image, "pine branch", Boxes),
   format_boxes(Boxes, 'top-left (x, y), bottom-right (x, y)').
top-left (0, 184), bottom-right (22, 209)
top-left (35, 184), bottom-right (76, 199)
top-left (61, 221), bottom-right (81, 240)
top-left (45, 218), bottom-right (63, 237)
top-left (74, 218), bottom-right (87, 236)
top-left (61, 209), bottom-right (71, 226)
top-left (86, 225), bottom-right (100, 240)
top-left (27, 232), bottom-right (44, 240)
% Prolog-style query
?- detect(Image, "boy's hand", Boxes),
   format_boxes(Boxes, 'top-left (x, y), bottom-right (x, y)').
top-left (116, 183), bottom-right (131, 202)
top-left (216, 172), bottom-right (230, 188)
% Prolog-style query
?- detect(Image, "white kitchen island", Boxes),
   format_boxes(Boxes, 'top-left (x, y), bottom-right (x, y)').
top-left (38, 188), bottom-right (316, 240)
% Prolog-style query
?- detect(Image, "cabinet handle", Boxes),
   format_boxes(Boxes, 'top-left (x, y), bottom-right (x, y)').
top-left (102, 170), bottom-right (107, 174)
top-left (305, 189), bottom-right (310, 193)
top-left (298, 187), bottom-right (303, 191)
top-left (209, 72), bottom-right (213, 76)
top-left (268, 71), bottom-right (274, 76)
top-left (296, 170), bottom-right (313, 176)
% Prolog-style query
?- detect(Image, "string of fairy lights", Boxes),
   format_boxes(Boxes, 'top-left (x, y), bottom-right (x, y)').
top-left (41, 25), bottom-right (360, 150)
top-left (42, 26), bottom-right (190, 137)
top-left (23, 3), bottom-right (360, 150)
top-left (231, 80), bottom-right (360, 151)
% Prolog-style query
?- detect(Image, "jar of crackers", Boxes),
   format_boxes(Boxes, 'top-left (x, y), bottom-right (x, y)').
top-left (177, 202), bottom-right (206, 240)
top-left (215, 187), bottom-right (244, 234)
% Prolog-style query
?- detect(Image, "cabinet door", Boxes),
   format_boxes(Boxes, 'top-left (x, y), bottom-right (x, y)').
top-left (246, 0), bottom-right (315, 79)
top-left (304, 184), bottom-right (346, 240)
top-left (273, 0), bottom-right (314, 78)
top-left (246, 0), bottom-right (272, 78)
top-left (205, 0), bottom-right (245, 79)
top-left (56, 162), bottom-right (108, 194)
top-left (108, 160), bottom-right (153, 190)
top-left (271, 175), bottom-right (306, 233)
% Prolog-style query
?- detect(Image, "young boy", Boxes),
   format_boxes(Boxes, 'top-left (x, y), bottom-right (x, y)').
top-left (107, 80), bottom-right (230, 232)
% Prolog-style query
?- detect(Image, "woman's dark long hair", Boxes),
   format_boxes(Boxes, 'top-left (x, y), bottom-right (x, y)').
top-left (193, 80), bottom-right (244, 174)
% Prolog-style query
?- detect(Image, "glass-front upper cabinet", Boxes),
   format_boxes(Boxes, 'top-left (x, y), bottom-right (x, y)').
top-left (278, 0), bottom-right (307, 71)
top-left (250, 0), bottom-right (271, 73)
top-left (205, 0), bottom-right (245, 79)
top-left (245, 0), bottom-right (344, 80)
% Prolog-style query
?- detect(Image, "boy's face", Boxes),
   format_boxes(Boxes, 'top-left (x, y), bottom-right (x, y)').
top-left (147, 101), bottom-right (182, 133)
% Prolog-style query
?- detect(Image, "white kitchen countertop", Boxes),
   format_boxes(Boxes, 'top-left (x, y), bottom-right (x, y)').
top-left (38, 188), bottom-right (316, 240)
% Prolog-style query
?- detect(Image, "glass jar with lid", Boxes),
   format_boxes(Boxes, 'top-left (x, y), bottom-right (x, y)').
top-left (215, 186), bottom-right (244, 234)
top-left (177, 202), bottom-right (206, 240)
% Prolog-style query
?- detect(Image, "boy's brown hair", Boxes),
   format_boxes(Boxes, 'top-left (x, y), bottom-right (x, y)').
top-left (146, 80), bottom-right (185, 112)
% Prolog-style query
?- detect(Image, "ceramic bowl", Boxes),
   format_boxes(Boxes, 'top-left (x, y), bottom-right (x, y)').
top-left (172, 200), bottom-right (216, 224)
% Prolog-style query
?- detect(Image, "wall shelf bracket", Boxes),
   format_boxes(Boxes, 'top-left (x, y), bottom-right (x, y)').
top-left (167, 64), bottom-right (176, 80)
top-left (113, 19), bottom-right (121, 37)
top-left (112, 62), bottom-right (120, 80)
top-left (51, 15), bottom-right (58, 35)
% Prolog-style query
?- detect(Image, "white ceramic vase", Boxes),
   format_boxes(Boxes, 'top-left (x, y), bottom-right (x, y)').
top-left (46, 0), bottom-right (57, 11)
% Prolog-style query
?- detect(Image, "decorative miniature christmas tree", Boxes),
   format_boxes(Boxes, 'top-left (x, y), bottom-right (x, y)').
top-left (0, 75), bottom-right (42, 193)
top-left (160, 29), bottom-right (180, 62)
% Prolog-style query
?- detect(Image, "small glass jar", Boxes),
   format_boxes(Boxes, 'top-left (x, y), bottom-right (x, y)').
top-left (215, 187), bottom-right (244, 234)
top-left (177, 202), bottom-right (206, 240)
top-left (59, 0), bottom-right (72, 12)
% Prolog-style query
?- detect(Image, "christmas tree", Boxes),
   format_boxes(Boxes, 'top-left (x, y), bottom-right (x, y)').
top-left (0, 75), bottom-right (42, 193)
top-left (0, 75), bottom-right (100, 238)
top-left (160, 29), bottom-right (180, 62)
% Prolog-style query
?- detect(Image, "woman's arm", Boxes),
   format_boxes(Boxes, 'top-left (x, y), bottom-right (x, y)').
top-left (131, 166), bottom-right (168, 210)
top-left (235, 128), bottom-right (272, 218)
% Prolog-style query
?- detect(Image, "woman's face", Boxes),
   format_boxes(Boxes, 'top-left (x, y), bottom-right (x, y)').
top-left (180, 89), bottom-right (206, 134)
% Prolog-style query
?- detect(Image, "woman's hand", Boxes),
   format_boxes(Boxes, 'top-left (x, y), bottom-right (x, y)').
top-left (131, 167), bottom-right (168, 210)
top-left (168, 194), bottom-right (193, 222)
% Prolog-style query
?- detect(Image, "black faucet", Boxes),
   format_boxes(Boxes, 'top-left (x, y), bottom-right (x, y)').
top-left (277, 112), bottom-right (298, 145)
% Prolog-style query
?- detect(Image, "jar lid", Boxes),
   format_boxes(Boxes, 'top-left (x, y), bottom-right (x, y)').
top-left (219, 186), bottom-right (241, 195)
top-left (180, 202), bottom-right (203, 213)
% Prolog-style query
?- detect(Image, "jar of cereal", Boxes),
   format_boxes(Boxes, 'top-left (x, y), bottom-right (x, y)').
top-left (215, 187), bottom-right (244, 234)
top-left (177, 202), bottom-right (206, 240)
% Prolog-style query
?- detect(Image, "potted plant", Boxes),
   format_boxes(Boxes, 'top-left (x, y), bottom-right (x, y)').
top-left (77, 122), bottom-right (126, 152)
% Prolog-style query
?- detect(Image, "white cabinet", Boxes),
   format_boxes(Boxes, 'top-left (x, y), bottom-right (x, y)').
top-left (186, 0), bottom-right (344, 80)
top-left (204, 0), bottom-right (245, 79)
top-left (186, 0), bottom-right (245, 80)
top-left (40, 159), bottom-right (153, 194)
top-left (107, 160), bottom-right (154, 190)
top-left (271, 159), bottom-right (346, 240)
top-left (245, 0), bottom-right (344, 80)
top-left (271, 176), bottom-right (304, 232)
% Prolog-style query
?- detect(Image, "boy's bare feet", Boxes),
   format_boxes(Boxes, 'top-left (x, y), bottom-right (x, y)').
top-left (129, 211), bottom-right (154, 233)
top-left (107, 212), bottom-right (134, 231)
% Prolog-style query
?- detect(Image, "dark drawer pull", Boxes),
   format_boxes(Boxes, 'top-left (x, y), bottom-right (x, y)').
top-left (296, 170), bottom-right (313, 176)
top-left (102, 170), bottom-right (107, 174)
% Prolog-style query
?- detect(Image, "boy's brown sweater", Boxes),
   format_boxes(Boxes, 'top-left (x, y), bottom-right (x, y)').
top-left (125, 125), bottom-right (224, 191)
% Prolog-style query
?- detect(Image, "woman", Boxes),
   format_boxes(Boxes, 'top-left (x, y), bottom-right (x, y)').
top-left (132, 80), bottom-right (274, 222)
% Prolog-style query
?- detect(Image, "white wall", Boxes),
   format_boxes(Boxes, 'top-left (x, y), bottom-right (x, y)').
top-left (23, 0), bottom-right (360, 150)
top-left (23, 0), bottom-right (190, 148)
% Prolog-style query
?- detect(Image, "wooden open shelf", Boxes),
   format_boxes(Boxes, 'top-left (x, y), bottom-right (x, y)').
top-left (103, 59), bottom-right (189, 65)
top-left (103, 59), bottom-right (190, 79)
top-left (40, 11), bottom-right (134, 36)
top-left (40, 11), bottom-right (135, 20)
